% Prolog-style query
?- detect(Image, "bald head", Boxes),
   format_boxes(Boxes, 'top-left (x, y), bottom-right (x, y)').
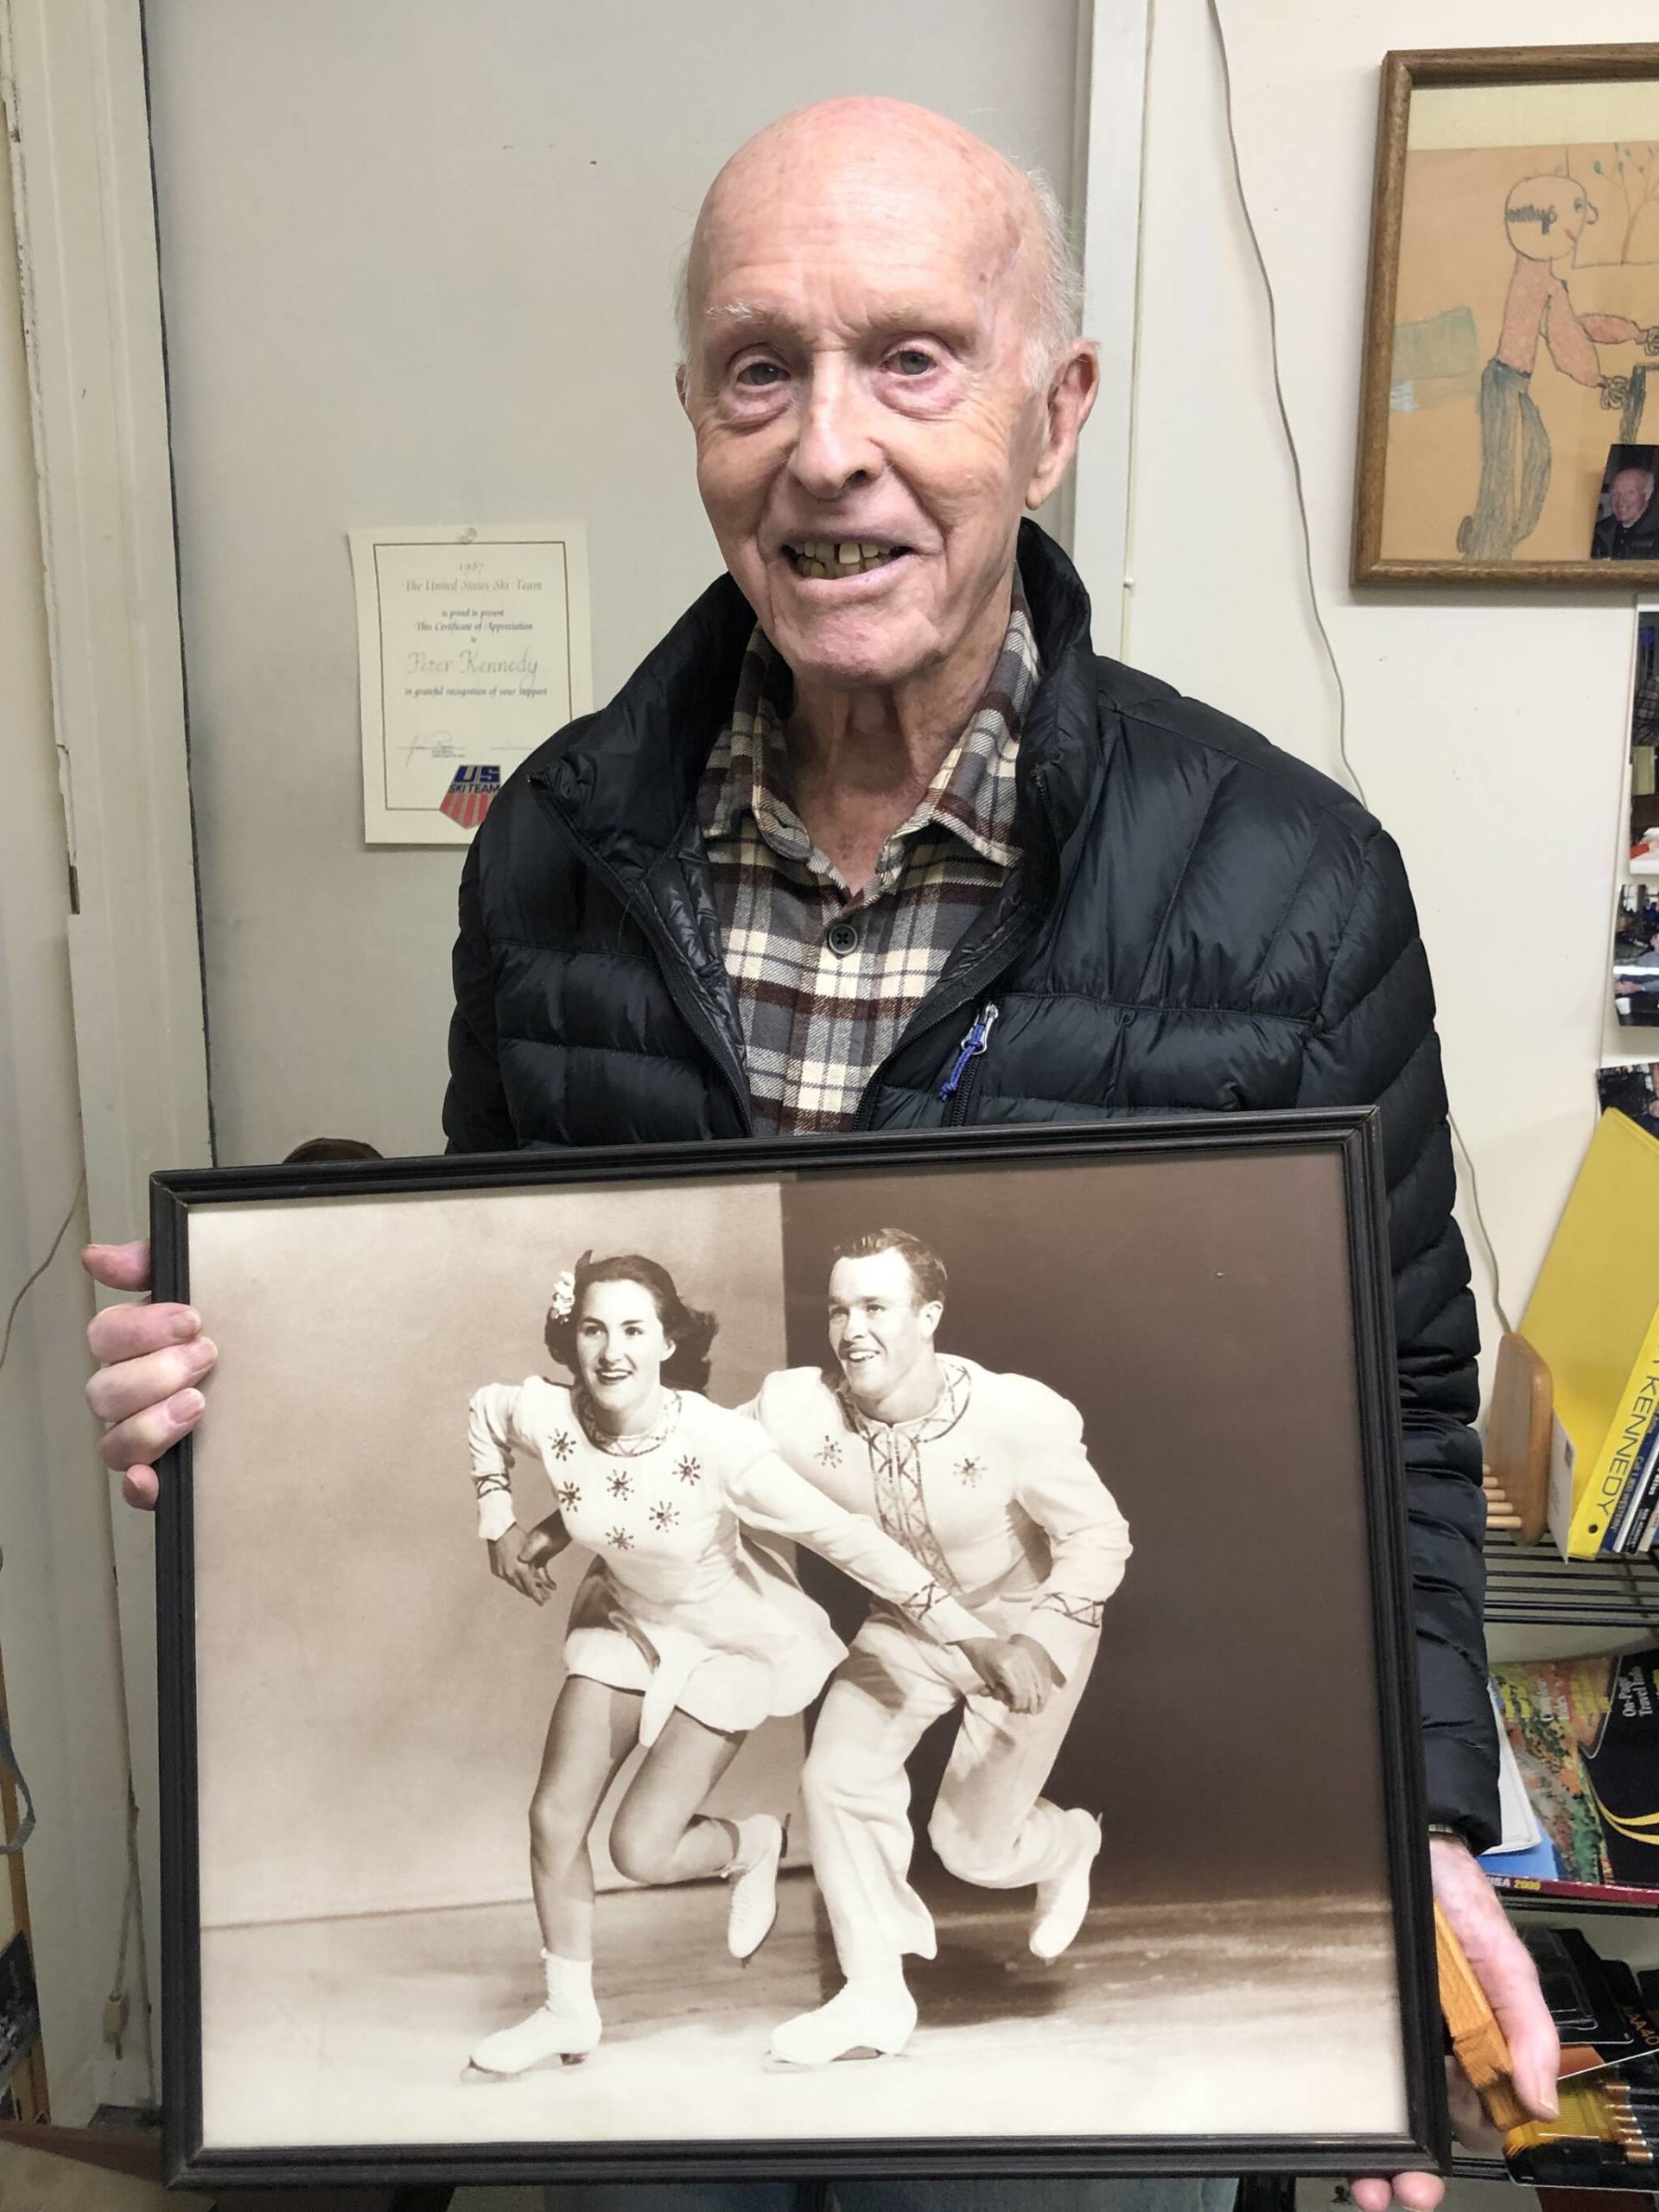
top-left (677, 98), bottom-right (1078, 394)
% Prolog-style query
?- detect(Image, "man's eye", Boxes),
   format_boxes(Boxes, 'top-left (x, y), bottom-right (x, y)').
top-left (888, 349), bottom-right (935, 377)
top-left (734, 359), bottom-right (785, 388)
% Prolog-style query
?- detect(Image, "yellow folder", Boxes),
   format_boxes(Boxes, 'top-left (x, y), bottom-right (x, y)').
top-left (1519, 1109), bottom-right (1659, 1558)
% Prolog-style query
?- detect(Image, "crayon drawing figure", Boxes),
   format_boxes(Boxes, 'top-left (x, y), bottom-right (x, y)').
top-left (1459, 174), bottom-right (1658, 562)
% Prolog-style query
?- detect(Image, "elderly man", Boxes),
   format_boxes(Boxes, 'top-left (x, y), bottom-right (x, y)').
top-left (1593, 463), bottom-right (1659, 559)
top-left (87, 92), bottom-right (1554, 2212)
top-left (751, 1227), bottom-right (1131, 2067)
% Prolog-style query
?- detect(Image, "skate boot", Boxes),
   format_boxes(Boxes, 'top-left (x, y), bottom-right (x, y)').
top-left (725, 1814), bottom-right (787, 1961)
top-left (1029, 1808), bottom-right (1101, 1961)
top-left (767, 1972), bottom-right (917, 2064)
top-left (467, 1950), bottom-right (601, 2075)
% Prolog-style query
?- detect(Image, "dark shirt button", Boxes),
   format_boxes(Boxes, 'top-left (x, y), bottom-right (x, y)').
top-left (826, 918), bottom-right (861, 957)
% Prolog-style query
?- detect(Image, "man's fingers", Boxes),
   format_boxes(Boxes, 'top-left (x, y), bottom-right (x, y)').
top-left (1500, 2004), bottom-right (1561, 2119)
top-left (81, 1239), bottom-right (153, 1294)
top-left (88, 1300), bottom-right (200, 1363)
top-left (94, 1389), bottom-right (206, 1474)
top-left (121, 1466), bottom-right (160, 1512)
top-left (1349, 2178), bottom-right (1395, 2212)
top-left (86, 1338), bottom-right (217, 1427)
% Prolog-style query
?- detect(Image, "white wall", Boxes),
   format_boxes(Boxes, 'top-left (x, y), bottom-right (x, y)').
top-left (1115, 0), bottom-right (1647, 1363)
top-left (143, 0), bottom-right (1084, 1167)
top-left (0, 134), bottom-right (151, 2116)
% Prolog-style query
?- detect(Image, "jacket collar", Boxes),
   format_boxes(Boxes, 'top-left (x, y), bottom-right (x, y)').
top-left (537, 518), bottom-right (1105, 885)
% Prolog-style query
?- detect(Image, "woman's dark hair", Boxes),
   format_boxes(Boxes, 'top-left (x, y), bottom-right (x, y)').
top-left (544, 1252), bottom-right (718, 1394)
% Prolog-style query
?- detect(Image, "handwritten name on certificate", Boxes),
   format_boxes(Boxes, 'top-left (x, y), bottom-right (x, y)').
top-left (350, 524), bottom-right (593, 845)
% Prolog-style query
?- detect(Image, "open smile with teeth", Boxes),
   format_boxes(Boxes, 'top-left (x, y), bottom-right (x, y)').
top-left (786, 539), bottom-right (909, 580)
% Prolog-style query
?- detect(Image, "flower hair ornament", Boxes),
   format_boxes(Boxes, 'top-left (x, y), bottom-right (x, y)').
top-left (548, 1270), bottom-right (577, 1324)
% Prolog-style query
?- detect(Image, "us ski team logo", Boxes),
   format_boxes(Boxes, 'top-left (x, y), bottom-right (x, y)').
top-left (439, 763), bottom-right (501, 830)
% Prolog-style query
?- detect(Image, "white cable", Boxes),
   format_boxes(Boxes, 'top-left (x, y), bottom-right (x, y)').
top-left (1205, 0), bottom-right (1515, 1339)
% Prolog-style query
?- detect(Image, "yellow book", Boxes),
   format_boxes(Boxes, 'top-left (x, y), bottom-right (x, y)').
top-left (1520, 1109), bottom-right (1659, 1557)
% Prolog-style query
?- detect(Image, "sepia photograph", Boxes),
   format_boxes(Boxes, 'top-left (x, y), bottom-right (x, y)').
top-left (155, 1119), bottom-right (1440, 2190)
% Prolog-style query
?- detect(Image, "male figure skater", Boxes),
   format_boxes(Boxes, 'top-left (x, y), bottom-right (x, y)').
top-left (751, 1227), bottom-right (1131, 2065)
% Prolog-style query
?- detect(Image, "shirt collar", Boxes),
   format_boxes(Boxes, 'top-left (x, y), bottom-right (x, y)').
top-left (698, 571), bottom-right (1039, 880)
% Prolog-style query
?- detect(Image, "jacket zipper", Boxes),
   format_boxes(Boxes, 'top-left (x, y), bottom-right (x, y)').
top-left (528, 776), bottom-right (755, 1135)
top-left (938, 1001), bottom-right (1000, 1123)
top-left (853, 766), bottom-right (1056, 1132)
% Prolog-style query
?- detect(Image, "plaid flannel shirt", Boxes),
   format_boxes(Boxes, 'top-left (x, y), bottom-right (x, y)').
top-left (696, 578), bottom-right (1039, 1134)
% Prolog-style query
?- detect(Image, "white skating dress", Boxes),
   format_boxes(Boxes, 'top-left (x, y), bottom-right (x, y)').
top-left (469, 1378), bottom-right (985, 1745)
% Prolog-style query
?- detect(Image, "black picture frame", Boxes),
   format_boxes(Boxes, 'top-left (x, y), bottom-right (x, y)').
top-left (153, 1111), bottom-right (1447, 2190)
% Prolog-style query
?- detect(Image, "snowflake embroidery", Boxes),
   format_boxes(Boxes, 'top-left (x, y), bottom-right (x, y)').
top-left (817, 1436), bottom-right (843, 1468)
top-left (555, 1481), bottom-right (581, 1510)
top-left (550, 1431), bottom-right (575, 1461)
top-left (607, 1526), bottom-right (634, 1552)
top-left (955, 1456), bottom-right (985, 1486)
top-left (649, 1501), bottom-right (679, 1531)
top-left (607, 1471), bottom-right (632, 1499)
top-left (676, 1456), bottom-right (702, 1485)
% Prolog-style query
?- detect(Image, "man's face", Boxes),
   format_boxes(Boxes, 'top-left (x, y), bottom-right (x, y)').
top-left (826, 1248), bottom-right (940, 1406)
top-left (678, 115), bottom-right (1090, 694)
top-left (1505, 175), bottom-right (1595, 262)
top-left (1611, 468), bottom-right (1655, 525)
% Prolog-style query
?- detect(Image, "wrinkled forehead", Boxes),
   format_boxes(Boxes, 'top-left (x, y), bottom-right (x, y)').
top-left (691, 144), bottom-right (1031, 349)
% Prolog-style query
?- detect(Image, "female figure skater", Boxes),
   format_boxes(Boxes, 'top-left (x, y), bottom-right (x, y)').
top-left (465, 1249), bottom-right (994, 2075)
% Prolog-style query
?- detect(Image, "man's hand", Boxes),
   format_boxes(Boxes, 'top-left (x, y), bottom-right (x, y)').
top-left (1348, 1835), bottom-right (1559, 2212)
top-left (486, 1521), bottom-right (549, 1605)
top-left (83, 1240), bottom-right (217, 1510)
top-left (958, 1635), bottom-right (1056, 1714)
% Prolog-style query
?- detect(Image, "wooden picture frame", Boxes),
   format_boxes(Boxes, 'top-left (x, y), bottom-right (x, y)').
top-left (153, 1114), bottom-right (1446, 2190)
top-left (1356, 44), bottom-right (1659, 584)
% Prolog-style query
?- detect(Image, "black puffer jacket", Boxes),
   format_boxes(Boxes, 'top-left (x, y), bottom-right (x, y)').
top-left (447, 520), bottom-right (1496, 1848)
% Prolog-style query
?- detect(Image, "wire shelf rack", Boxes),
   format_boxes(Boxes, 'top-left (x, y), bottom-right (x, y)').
top-left (1483, 1524), bottom-right (1659, 1630)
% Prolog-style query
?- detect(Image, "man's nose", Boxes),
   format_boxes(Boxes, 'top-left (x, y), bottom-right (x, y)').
top-left (789, 357), bottom-right (882, 501)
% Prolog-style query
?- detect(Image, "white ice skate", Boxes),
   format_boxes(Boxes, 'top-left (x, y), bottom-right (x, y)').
top-left (467, 1951), bottom-right (601, 2075)
top-left (725, 1813), bottom-right (787, 1961)
top-left (767, 1974), bottom-right (917, 2065)
top-left (1028, 1808), bottom-right (1101, 1961)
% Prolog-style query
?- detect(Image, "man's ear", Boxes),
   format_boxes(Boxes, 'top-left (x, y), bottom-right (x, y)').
top-left (918, 1300), bottom-right (944, 1345)
top-left (1026, 341), bottom-right (1100, 512)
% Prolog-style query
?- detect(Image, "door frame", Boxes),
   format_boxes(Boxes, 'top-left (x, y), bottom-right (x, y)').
top-left (0, 0), bottom-right (1148, 2101)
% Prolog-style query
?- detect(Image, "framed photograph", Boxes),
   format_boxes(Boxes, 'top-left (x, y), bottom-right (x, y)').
top-left (1356, 44), bottom-right (1659, 584)
top-left (154, 1114), bottom-right (1445, 2190)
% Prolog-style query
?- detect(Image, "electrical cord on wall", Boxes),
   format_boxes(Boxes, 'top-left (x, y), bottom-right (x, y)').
top-left (1204, 0), bottom-right (1515, 1341)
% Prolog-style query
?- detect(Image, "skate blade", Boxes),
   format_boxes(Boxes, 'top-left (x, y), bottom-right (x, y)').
top-left (764, 2043), bottom-right (905, 2071)
top-left (461, 2049), bottom-right (598, 2083)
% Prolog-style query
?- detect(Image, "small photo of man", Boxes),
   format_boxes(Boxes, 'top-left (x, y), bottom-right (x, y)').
top-left (1613, 878), bottom-right (1659, 1026)
top-left (1592, 443), bottom-right (1659, 559)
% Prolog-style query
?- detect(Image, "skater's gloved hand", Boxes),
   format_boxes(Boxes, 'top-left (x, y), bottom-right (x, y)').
top-left (959, 1636), bottom-right (1053, 1714)
top-left (487, 1522), bottom-right (550, 1605)
top-left (83, 1237), bottom-right (215, 1509)
top-left (1346, 1836), bottom-right (1558, 2212)
top-left (520, 1516), bottom-right (571, 1591)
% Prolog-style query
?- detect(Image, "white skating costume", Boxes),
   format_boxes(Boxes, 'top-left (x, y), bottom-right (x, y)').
top-left (752, 1356), bottom-right (1131, 1991)
top-left (469, 1377), bottom-right (989, 1745)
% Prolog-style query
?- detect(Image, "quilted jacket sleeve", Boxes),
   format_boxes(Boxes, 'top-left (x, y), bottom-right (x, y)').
top-left (1294, 824), bottom-right (1497, 1851)
top-left (443, 836), bottom-right (518, 1155)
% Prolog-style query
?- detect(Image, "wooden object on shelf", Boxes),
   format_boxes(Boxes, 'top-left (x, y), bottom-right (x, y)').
top-left (1483, 1331), bottom-right (1553, 1548)
top-left (1435, 1901), bottom-right (1531, 2139)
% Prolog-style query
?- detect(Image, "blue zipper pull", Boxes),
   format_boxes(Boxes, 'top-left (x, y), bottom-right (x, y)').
top-left (938, 1001), bottom-right (1000, 1103)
